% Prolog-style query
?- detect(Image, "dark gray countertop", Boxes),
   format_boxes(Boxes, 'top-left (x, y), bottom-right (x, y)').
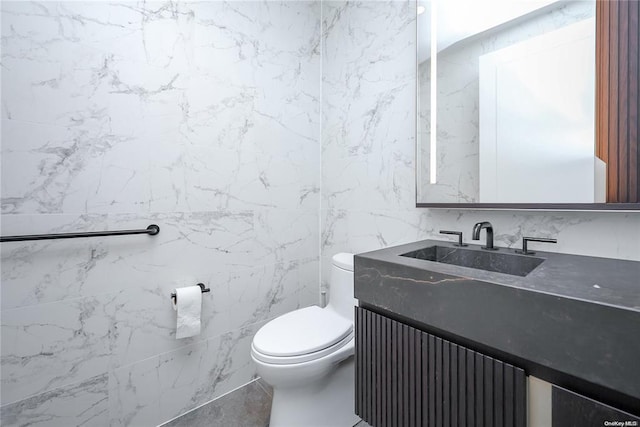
top-left (358, 239), bottom-right (640, 311)
top-left (354, 239), bottom-right (640, 415)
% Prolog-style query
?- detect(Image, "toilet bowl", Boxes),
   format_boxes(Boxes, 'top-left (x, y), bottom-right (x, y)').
top-left (251, 253), bottom-right (360, 427)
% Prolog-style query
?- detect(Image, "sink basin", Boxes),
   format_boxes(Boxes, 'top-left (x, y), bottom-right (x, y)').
top-left (400, 245), bottom-right (544, 277)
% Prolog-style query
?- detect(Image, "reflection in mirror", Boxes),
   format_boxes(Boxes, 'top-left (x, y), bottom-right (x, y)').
top-left (416, 0), bottom-right (636, 206)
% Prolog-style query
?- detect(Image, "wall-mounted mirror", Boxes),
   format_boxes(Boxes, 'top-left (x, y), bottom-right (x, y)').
top-left (416, 0), bottom-right (640, 209)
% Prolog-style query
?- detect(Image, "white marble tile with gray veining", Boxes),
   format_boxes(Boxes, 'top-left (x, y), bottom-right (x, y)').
top-left (297, 257), bottom-right (321, 308)
top-left (149, 1), bottom-right (321, 213)
top-left (0, 374), bottom-right (109, 427)
top-left (221, 259), bottom-right (307, 330)
top-left (1, 209), bottom-right (318, 309)
top-left (1, 293), bottom-right (115, 404)
top-left (109, 322), bottom-right (264, 426)
top-left (158, 322), bottom-right (261, 422)
top-left (108, 352), bottom-right (163, 427)
top-left (423, 210), bottom-right (640, 262)
top-left (321, 207), bottom-right (640, 265)
top-left (321, 208), bottom-right (427, 258)
top-left (1, 252), bottom-right (318, 405)
top-left (1, 1), bottom-right (322, 426)
top-left (322, 1), bottom-right (415, 163)
top-left (1, 1), bottom-right (321, 215)
top-left (148, 135), bottom-right (321, 213)
top-left (321, 151), bottom-right (415, 212)
top-left (1, 258), bottom-right (318, 403)
top-left (1, 1), bottom-right (184, 215)
top-left (1, 214), bottom-right (115, 309)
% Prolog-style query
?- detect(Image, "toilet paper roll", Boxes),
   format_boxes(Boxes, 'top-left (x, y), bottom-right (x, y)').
top-left (172, 285), bottom-right (202, 339)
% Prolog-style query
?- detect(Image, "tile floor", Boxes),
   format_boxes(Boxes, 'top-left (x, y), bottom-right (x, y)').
top-left (161, 379), bottom-right (272, 427)
top-left (161, 378), bottom-right (369, 427)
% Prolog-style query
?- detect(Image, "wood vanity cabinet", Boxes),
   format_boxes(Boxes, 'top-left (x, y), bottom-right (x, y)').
top-left (355, 307), bottom-right (527, 427)
top-left (552, 386), bottom-right (640, 427)
top-left (355, 307), bottom-right (640, 427)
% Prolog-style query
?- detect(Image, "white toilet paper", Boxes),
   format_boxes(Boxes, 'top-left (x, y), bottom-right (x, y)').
top-left (172, 285), bottom-right (202, 339)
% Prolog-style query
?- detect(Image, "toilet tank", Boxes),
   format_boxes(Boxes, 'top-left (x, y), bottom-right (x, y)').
top-left (327, 253), bottom-right (357, 322)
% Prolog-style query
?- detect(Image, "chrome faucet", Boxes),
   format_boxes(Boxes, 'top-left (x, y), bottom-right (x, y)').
top-left (472, 221), bottom-right (498, 250)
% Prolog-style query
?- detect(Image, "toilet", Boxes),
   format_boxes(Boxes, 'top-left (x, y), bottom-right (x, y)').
top-left (251, 253), bottom-right (360, 427)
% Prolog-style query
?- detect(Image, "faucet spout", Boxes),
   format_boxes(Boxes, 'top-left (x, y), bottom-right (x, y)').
top-left (472, 221), bottom-right (497, 250)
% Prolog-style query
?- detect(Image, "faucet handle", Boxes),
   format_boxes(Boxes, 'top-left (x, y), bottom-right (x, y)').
top-left (515, 237), bottom-right (557, 255)
top-left (439, 230), bottom-right (467, 247)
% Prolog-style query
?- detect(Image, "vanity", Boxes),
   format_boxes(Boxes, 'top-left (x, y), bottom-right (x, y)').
top-left (358, 2), bottom-right (640, 424)
top-left (353, 239), bottom-right (640, 426)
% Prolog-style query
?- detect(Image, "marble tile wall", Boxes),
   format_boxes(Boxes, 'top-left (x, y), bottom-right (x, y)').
top-left (319, 0), bottom-right (640, 293)
top-left (1, 1), bottom-right (320, 425)
top-left (321, 0), bottom-right (419, 288)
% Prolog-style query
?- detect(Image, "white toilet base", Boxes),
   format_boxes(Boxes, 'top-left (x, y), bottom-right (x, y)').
top-left (268, 358), bottom-right (360, 427)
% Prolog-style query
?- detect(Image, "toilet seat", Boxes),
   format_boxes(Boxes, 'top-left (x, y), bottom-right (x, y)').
top-left (252, 306), bottom-right (353, 365)
top-left (251, 333), bottom-right (353, 365)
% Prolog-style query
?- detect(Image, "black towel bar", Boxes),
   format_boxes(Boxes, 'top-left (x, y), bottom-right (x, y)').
top-left (0, 224), bottom-right (160, 242)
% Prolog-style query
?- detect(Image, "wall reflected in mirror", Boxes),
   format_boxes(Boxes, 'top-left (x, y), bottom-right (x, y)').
top-left (416, 0), bottom-right (639, 206)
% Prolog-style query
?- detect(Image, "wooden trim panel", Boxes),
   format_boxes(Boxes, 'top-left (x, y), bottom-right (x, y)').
top-left (596, 0), bottom-right (640, 202)
top-left (355, 307), bottom-right (527, 426)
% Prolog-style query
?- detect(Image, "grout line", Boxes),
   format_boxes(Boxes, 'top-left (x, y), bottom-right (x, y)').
top-left (318, 0), bottom-right (325, 303)
top-left (255, 378), bottom-right (273, 398)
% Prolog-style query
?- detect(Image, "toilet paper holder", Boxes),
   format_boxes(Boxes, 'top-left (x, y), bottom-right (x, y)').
top-left (171, 283), bottom-right (210, 304)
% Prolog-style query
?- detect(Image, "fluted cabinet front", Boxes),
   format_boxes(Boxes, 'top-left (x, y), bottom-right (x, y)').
top-left (355, 307), bottom-right (527, 427)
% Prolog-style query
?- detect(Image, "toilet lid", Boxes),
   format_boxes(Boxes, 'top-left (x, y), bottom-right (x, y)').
top-left (332, 253), bottom-right (354, 271)
top-left (252, 306), bottom-right (352, 357)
